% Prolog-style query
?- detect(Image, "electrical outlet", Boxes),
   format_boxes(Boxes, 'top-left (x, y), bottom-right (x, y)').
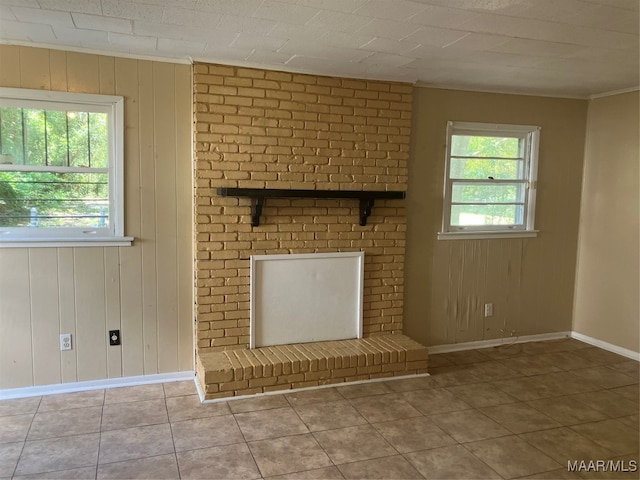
top-left (109, 330), bottom-right (121, 346)
top-left (484, 303), bottom-right (493, 317)
top-left (60, 333), bottom-right (72, 351)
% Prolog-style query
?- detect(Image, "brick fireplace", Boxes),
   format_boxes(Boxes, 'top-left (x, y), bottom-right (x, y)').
top-left (193, 63), bottom-right (427, 400)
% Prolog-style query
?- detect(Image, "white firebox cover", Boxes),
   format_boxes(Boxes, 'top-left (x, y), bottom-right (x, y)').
top-left (250, 252), bottom-right (364, 348)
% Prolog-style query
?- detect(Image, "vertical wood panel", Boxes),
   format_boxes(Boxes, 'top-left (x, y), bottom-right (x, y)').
top-left (49, 50), bottom-right (68, 92)
top-left (29, 249), bottom-right (61, 385)
top-left (138, 61), bottom-right (159, 374)
top-left (175, 64), bottom-right (194, 371)
top-left (0, 250), bottom-right (33, 388)
top-left (0, 45), bottom-right (21, 86)
top-left (115, 57), bottom-right (145, 377)
top-left (154, 63), bottom-right (179, 373)
top-left (74, 248), bottom-right (107, 381)
top-left (66, 52), bottom-right (99, 93)
top-left (98, 56), bottom-right (116, 94)
top-left (105, 249), bottom-right (122, 378)
top-left (18, 47), bottom-right (51, 90)
top-left (57, 249), bottom-right (78, 383)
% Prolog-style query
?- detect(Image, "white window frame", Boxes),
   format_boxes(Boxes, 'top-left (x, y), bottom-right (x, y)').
top-left (0, 87), bottom-right (132, 247)
top-left (438, 121), bottom-right (540, 240)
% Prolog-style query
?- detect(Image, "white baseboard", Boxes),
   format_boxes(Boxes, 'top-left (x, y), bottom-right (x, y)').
top-left (570, 332), bottom-right (640, 361)
top-left (427, 332), bottom-right (571, 354)
top-left (0, 371), bottom-right (195, 401)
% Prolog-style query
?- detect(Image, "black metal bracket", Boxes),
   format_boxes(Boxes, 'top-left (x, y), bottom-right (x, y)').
top-left (216, 188), bottom-right (405, 227)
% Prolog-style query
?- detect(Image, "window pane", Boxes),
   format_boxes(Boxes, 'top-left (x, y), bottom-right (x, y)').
top-left (88, 113), bottom-right (108, 168)
top-left (452, 182), bottom-right (525, 204)
top-left (25, 109), bottom-right (46, 166)
top-left (0, 171), bottom-right (109, 228)
top-left (450, 158), bottom-right (523, 180)
top-left (451, 204), bottom-right (524, 226)
top-left (0, 107), bottom-right (24, 164)
top-left (451, 135), bottom-right (521, 158)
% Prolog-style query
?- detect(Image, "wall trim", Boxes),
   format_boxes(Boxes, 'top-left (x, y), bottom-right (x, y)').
top-left (0, 371), bottom-right (195, 401)
top-left (589, 86), bottom-right (640, 100)
top-left (570, 332), bottom-right (640, 361)
top-left (427, 332), bottom-right (572, 354)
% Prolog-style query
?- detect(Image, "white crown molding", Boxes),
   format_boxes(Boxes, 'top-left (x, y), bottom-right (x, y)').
top-left (589, 86), bottom-right (640, 99)
top-left (0, 371), bottom-right (195, 400)
top-left (414, 82), bottom-right (589, 100)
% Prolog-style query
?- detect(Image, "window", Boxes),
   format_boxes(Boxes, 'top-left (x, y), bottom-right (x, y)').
top-left (0, 87), bottom-right (131, 247)
top-left (439, 121), bottom-right (540, 240)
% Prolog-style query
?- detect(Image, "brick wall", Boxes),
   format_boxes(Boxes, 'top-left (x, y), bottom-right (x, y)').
top-left (194, 62), bottom-right (412, 354)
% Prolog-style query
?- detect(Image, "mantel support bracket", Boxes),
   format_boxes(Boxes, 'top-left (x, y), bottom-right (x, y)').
top-left (359, 198), bottom-right (374, 227)
top-left (250, 197), bottom-right (264, 227)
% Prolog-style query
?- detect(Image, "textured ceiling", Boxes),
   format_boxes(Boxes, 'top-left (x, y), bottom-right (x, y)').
top-left (0, 0), bottom-right (638, 97)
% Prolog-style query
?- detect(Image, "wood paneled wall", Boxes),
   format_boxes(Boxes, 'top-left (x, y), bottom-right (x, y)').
top-left (0, 46), bottom-right (194, 389)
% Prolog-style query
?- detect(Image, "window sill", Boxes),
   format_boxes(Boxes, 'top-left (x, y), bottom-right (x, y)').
top-left (437, 230), bottom-right (538, 240)
top-left (0, 236), bottom-right (134, 248)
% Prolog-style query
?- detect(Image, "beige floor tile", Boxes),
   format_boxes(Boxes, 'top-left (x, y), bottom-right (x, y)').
top-left (266, 466), bottom-right (344, 479)
top-left (13, 465), bottom-right (97, 479)
top-left (480, 402), bottom-right (561, 434)
top-left (337, 455), bottom-right (423, 479)
top-left (405, 444), bottom-right (501, 479)
top-left (382, 375), bottom-right (441, 393)
top-left (228, 394), bottom-right (289, 414)
top-left (571, 419), bottom-right (640, 456)
top-left (28, 406), bottom-right (102, 440)
top-left (445, 382), bottom-right (518, 408)
top-left (337, 382), bottom-right (392, 399)
top-left (491, 376), bottom-right (557, 401)
top-left (235, 406), bottom-right (308, 441)
top-left (500, 356), bottom-right (565, 376)
top-left (98, 424), bottom-right (174, 464)
top-left (535, 372), bottom-right (598, 397)
top-left (14, 433), bottom-right (99, 476)
top-left (609, 385), bottom-right (639, 402)
top-left (249, 433), bottom-right (332, 477)
top-left (401, 387), bottom-right (473, 415)
top-left (518, 467), bottom-right (586, 479)
top-left (103, 384), bottom-right (164, 405)
top-left (427, 366), bottom-right (482, 386)
top-left (607, 360), bottom-right (639, 378)
top-left (442, 349), bottom-right (492, 365)
top-left (569, 367), bottom-right (638, 389)
top-left (162, 380), bottom-right (197, 398)
top-left (464, 360), bottom-right (521, 382)
top-left (101, 398), bottom-right (167, 431)
top-left (0, 441), bottom-right (22, 477)
top-left (38, 391), bottom-right (104, 413)
top-left (465, 435), bottom-right (561, 479)
top-left (429, 409), bottom-right (510, 443)
top-left (616, 414), bottom-right (639, 430)
top-left (176, 443), bottom-right (260, 480)
top-left (372, 416), bottom-right (456, 453)
top-left (0, 414), bottom-right (32, 443)
top-left (165, 394), bottom-right (230, 422)
top-left (312, 425), bottom-right (396, 465)
top-left (427, 353), bottom-right (455, 367)
top-left (171, 414), bottom-right (244, 452)
top-left (0, 398), bottom-right (40, 417)
top-left (476, 344), bottom-right (526, 360)
top-left (285, 387), bottom-right (343, 406)
top-left (293, 400), bottom-right (367, 432)
top-left (97, 453), bottom-right (179, 479)
top-left (566, 390), bottom-right (640, 419)
top-left (520, 427), bottom-right (616, 464)
top-left (581, 454), bottom-right (640, 479)
top-left (535, 351), bottom-right (596, 371)
top-left (349, 393), bottom-right (421, 423)
top-left (526, 396), bottom-right (609, 426)
top-left (571, 348), bottom-right (629, 366)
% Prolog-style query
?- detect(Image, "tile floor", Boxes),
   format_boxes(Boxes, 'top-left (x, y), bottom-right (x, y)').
top-left (0, 338), bottom-right (638, 479)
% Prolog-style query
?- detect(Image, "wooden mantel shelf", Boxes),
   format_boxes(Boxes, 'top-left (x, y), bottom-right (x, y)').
top-left (216, 187), bottom-right (406, 227)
